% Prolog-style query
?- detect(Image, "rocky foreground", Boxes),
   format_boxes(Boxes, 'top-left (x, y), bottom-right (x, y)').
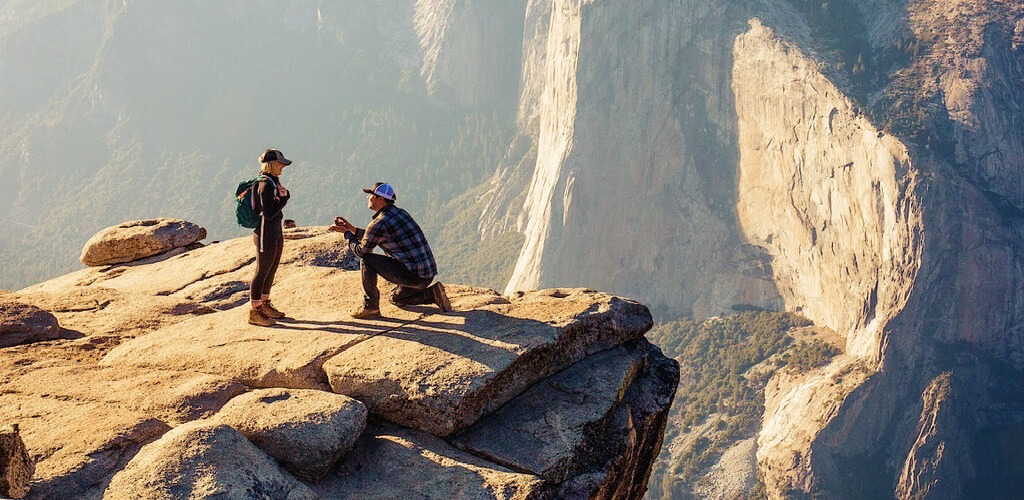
top-left (0, 222), bottom-right (678, 500)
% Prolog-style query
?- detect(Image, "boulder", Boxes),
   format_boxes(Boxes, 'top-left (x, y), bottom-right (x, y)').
top-left (311, 423), bottom-right (548, 499)
top-left (212, 388), bottom-right (367, 482)
top-left (103, 421), bottom-right (317, 500)
top-left (323, 288), bottom-right (653, 436)
top-left (0, 293), bottom-right (61, 347)
top-left (0, 424), bottom-right (33, 499)
top-left (282, 225), bottom-right (316, 239)
top-left (277, 228), bottom-right (358, 268)
top-left (80, 218), bottom-right (206, 266)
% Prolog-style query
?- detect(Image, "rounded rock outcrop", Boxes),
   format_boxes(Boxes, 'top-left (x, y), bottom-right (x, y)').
top-left (212, 389), bottom-right (367, 482)
top-left (103, 421), bottom-right (316, 500)
top-left (80, 219), bottom-right (206, 266)
top-left (0, 293), bottom-right (60, 347)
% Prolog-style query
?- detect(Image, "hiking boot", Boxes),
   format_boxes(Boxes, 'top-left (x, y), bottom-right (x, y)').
top-left (350, 306), bottom-right (381, 320)
top-left (261, 301), bottom-right (286, 319)
top-left (248, 307), bottom-right (276, 327)
top-left (388, 292), bottom-right (419, 307)
top-left (388, 296), bottom-right (416, 307)
top-left (431, 283), bottom-right (452, 313)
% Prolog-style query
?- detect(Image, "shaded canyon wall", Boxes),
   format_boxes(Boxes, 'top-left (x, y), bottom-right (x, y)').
top-left (426, 0), bottom-right (1024, 497)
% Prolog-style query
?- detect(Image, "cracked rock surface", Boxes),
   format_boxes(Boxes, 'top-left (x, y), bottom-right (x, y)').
top-left (5, 227), bottom-right (677, 499)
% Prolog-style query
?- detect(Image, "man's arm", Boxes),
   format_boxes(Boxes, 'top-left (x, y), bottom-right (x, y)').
top-left (348, 220), bottom-right (387, 258)
top-left (331, 216), bottom-right (379, 257)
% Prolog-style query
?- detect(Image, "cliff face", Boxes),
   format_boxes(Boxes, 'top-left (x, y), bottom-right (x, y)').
top-left (731, 15), bottom-right (928, 497)
top-left (733, 19), bottom-right (923, 363)
top-left (462, 0), bottom-right (1024, 498)
top-left (413, 0), bottom-right (526, 107)
top-left (481, 0), bottom-right (782, 318)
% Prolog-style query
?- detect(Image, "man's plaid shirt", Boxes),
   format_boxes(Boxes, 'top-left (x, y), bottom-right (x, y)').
top-left (346, 205), bottom-right (438, 279)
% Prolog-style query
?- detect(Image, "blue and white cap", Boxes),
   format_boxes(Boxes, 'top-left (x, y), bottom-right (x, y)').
top-left (363, 182), bottom-right (396, 201)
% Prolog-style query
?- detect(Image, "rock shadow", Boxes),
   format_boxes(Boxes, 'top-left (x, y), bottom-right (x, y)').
top-left (266, 307), bottom-right (561, 371)
top-left (311, 422), bottom-right (548, 497)
top-left (376, 310), bottom-right (562, 371)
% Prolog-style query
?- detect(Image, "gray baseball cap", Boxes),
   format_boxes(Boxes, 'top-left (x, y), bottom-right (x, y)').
top-left (259, 148), bottom-right (292, 165)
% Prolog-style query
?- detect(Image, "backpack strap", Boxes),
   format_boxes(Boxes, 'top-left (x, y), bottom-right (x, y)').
top-left (251, 175), bottom-right (279, 211)
top-left (258, 175), bottom-right (278, 199)
top-left (253, 175), bottom-right (280, 254)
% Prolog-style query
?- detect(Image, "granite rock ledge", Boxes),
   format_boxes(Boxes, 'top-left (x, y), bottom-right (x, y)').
top-left (4, 226), bottom-right (678, 500)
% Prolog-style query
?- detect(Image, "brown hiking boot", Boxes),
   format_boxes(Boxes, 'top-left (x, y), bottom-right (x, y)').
top-left (261, 301), bottom-right (286, 319)
top-left (350, 306), bottom-right (381, 320)
top-left (248, 307), bottom-right (276, 326)
top-left (431, 283), bottom-right (452, 313)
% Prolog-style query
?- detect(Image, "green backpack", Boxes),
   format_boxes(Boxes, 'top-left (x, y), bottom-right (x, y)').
top-left (234, 175), bottom-right (276, 228)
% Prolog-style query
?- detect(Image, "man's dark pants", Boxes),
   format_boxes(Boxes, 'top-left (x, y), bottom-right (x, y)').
top-left (361, 253), bottom-right (434, 309)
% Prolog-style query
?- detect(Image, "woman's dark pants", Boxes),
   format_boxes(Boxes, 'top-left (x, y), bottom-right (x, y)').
top-left (251, 230), bottom-right (284, 299)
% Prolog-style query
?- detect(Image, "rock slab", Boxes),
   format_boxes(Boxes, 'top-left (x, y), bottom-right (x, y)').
top-left (312, 423), bottom-right (549, 500)
top-left (323, 288), bottom-right (653, 436)
top-left (213, 388), bottom-right (367, 482)
top-left (454, 340), bottom-right (679, 500)
top-left (453, 343), bottom-right (647, 483)
top-left (80, 218), bottom-right (206, 266)
top-left (584, 347), bottom-right (679, 500)
top-left (1, 364), bottom-right (247, 425)
top-left (98, 268), bottom-right (426, 390)
top-left (99, 306), bottom-right (365, 391)
top-left (0, 424), bottom-right (33, 499)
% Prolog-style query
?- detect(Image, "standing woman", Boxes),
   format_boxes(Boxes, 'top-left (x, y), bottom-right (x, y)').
top-left (249, 148), bottom-right (292, 326)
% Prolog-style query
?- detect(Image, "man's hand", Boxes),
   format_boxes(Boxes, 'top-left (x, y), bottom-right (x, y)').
top-left (330, 216), bottom-right (357, 234)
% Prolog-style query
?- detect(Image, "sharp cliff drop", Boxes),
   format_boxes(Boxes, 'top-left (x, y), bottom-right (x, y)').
top-left (473, 0), bottom-right (1024, 498)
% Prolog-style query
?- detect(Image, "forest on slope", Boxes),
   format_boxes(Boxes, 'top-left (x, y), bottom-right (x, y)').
top-left (0, 0), bottom-right (521, 291)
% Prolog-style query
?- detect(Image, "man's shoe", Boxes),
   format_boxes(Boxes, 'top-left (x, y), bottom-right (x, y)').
top-left (261, 301), bottom-right (286, 319)
top-left (431, 283), bottom-right (452, 313)
top-left (350, 307), bottom-right (382, 320)
top-left (248, 307), bottom-right (276, 327)
top-left (388, 292), bottom-right (418, 307)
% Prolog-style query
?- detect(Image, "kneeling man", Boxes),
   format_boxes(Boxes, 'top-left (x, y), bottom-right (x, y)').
top-left (331, 182), bottom-right (451, 319)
